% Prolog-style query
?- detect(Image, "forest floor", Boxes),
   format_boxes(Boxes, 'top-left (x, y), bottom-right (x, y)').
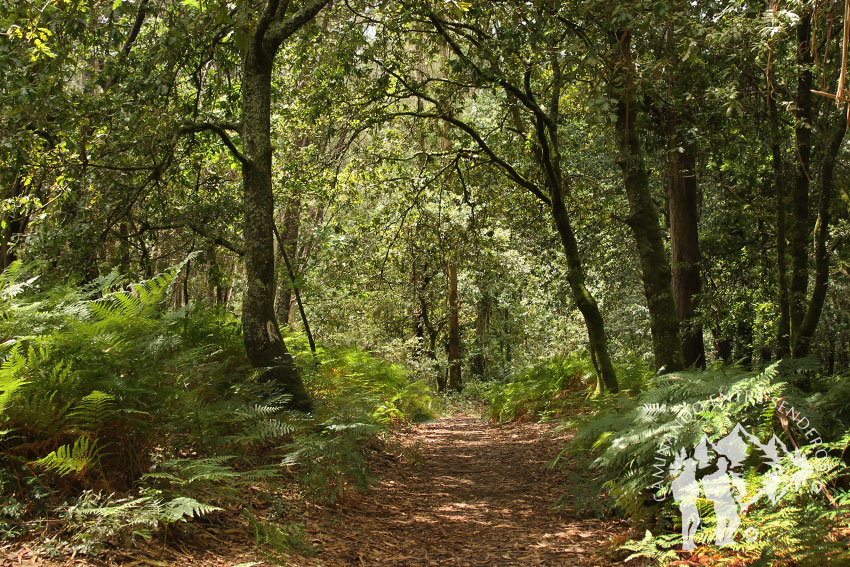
top-left (4, 416), bottom-right (634, 567)
top-left (296, 416), bottom-right (632, 567)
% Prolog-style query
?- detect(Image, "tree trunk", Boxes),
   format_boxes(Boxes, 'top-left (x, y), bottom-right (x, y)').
top-left (416, 269), bottom-right (441, 387)
top-left (615, 100), bottom-right (685, 372)
top-left (274, 225), bottom-right (316, 356)
top-left (413, 262), bottom-right (425, 359)
top-left (1, 169), bottom-right (28, 271)
top-left (275, 197), bottom-right (301, 324)
top-left (447, 259), bottom-right (462, 392)
top-left (794, 118), bottom-right (846, 356)
top-left (789, 5), bottom-right (814, 348)
top-left (550, 193), bottom-right (619, 392)
top-left (769, 94), bottom-right (791, 357)
top-left (472, 292), bottom-right (490, 377)
top-left (667, 122), bottom-right (705, 368)
top-left (241, 41), bottom-right (311, 411)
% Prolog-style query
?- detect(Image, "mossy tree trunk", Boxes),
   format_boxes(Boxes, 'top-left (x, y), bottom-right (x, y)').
top-left (768, 93), bottom-right (792, 358)
top-left (794, 118), bottom-right (847, 356)
top-left (239, 0), bottom-right (329, 412)
top-left (667, 121), bottom-right (705, 368)
top-left (788, 5), bottom-right (814, 349)
top-left (550, 191), bottom-right (619, 392)
top-left (614, 97), bottom-right (685, 373)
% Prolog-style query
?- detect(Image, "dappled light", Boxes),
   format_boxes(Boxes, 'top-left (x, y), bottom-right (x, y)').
top-left (305, 417), bottom-right (625, 566)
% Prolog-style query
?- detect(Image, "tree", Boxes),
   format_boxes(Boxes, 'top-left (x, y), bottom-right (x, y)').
top-left (377, 1), bottom-right (619, 391)
top-left (238, 0), bottom-right (331, 411)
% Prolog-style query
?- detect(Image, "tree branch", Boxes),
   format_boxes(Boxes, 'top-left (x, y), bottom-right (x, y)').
top-left (120, 0), bottom-right (150, 57)
top-left (265, 0), bottom-right (330, 51)
top-left (138, 221), bottom-right (244, 256)
top-left (254, 0), bottom-right (282, 57)
top-left (375, 62), bottom-right (551, 206)
top-left (179, 123), bottom-right (248, 165)
top-left (426, 9), bottom-right (555, 132)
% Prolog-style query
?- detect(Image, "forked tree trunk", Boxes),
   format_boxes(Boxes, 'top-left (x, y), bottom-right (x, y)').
top-left (237, 0), bottom-right (329, 411)
top-left (241, 39), bottom-right (311, 411)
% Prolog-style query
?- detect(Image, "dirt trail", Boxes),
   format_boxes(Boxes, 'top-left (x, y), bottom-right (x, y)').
top-left (306, 416), bottom-right (628, 566)
top-left (3, 417), bottom-right (629, 567)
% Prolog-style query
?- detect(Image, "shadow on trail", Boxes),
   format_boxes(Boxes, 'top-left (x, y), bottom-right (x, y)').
top-left (307, 417), bottom-right (629, 566)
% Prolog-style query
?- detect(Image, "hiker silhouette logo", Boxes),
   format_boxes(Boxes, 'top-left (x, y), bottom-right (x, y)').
top-left (669, 423), bottom-right (816, 550)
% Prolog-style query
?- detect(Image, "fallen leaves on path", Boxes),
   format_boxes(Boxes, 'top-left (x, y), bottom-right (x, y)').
top-left (3, 417), bottom-right (634, 567)
top-left (302, 416), bottom-right (630, 566)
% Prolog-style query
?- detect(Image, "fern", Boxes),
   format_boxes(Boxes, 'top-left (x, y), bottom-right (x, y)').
top-left (567, 363), bottom-right (850, 565)
top-left (64, 490), bottom-right (222, 553)
top-left (33, 436), bottom-right (100, 477)
top-left (0, 347), bottom-right (29, 417)
top-left (160, 496), bottom-right (223, 522)
top-left (69, 391), bottom-right (116, 432)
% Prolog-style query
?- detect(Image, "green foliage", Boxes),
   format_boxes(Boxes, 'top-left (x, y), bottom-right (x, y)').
top-left (487, 354), bottom-right (596, 422)
top-left (568, 363), bottom-right (850, 565)
top-left (282, 419), bottom-right (380, 504)
top-left (61, 490), bottom-right (222, 554)
top-left (0, 262), bottom-right (438, 553)
top-left (306, 347), bottom-right (437, 425)
top-left (33, 435), bottom-right (100, 478)
top-left (245, 510), bottom-right (316, 557)
top-left (0, 260), bottom-right (210, 484)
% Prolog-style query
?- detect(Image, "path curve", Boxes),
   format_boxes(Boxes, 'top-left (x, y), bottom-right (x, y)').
top-left (306, 416), bottom-right (626, 566)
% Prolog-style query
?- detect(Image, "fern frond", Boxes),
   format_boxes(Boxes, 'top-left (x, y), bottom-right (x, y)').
top-left (32, 436), bottom-right (99, 477)
top-left (161, 497), bottom-right (223, 522)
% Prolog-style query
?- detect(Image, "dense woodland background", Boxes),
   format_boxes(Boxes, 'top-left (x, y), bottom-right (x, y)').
top-left (2, 0), bottom-right (850, 564)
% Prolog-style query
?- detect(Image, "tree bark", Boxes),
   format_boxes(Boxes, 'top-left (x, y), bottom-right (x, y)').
top-left (447, 259), bottom-right (462, 392)
top-left (667, 122), bottom-right (705, 368)
top-left (794, 118), bottom-right (846, 356)
top-left (769, 93), bottom-right (791, 357)
top-left (472, 292), bottom-right (490, 377)
top-left (240, 10), bottom-right (311, 411)
top-left (550, 192), bottom-right (619, 392)
top-left (789, 5), bottom-right (814, 347)
top-left (615, 99), bottom-right (685, 372)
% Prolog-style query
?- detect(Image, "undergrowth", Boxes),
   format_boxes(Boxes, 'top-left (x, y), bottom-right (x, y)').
top-left (484, 353), bottom-right (850, 564)
top-left (0, 260), bottom-right (437, 557)
top-left (564, 362), bottom-right (850, 565)
top-left (487, 353), bottom-right (651, 422)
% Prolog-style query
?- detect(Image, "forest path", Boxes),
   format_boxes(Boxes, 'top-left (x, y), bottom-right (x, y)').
top-left (302, 416), bottom-right (627, 566)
